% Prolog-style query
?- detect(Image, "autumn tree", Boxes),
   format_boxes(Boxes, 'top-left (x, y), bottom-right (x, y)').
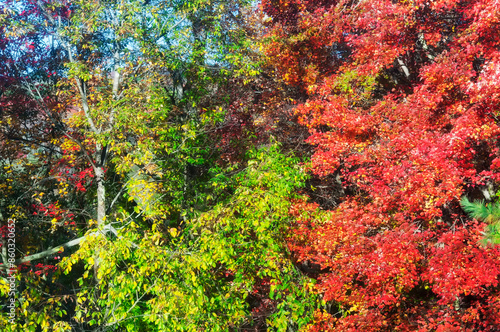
top-left (0, 0), bottom-right (323, 330)
top-left (262, 0), bottom-right (500, 330)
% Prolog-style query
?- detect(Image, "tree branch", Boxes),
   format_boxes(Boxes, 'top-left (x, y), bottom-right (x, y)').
top-left (12, 225), bottom-right (118, 265)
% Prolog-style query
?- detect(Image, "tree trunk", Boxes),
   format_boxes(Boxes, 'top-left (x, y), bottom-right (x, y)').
top-left (95, 165), bottom-right (106, 227)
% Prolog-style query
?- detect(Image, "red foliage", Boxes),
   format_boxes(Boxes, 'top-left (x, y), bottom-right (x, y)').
top-left (264, 0), bottom-right (500, 329)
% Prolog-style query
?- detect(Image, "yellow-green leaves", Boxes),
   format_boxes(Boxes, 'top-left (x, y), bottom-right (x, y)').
top-left (187, 144), bottom-right (317, 330)
top-left (54, 144), bottom-right (317, 331)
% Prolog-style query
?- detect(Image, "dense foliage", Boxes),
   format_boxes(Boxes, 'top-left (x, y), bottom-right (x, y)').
top-left (262, 0), bottom-right (500, 330)
top-left (1, 0), bottom-right (500, 331)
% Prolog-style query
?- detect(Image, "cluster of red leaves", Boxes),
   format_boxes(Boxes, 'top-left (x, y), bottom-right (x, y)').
top-left (31, 262), bottom-right (58, 276)
top-left (32, 202), bottom-right (75, 227)
top-left (290, 200), bottom-right (500, 330)
top-left (51, 149), bottom-right (95, 193)
top-left (263, 0), bottom-right (500, 329)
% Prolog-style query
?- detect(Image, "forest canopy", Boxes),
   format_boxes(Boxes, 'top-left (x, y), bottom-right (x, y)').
top-left (1, 0), bottom-right (500, 331)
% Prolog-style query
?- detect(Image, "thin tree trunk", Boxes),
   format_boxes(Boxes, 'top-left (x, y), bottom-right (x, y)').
top-left (95, 164), bottom-right (106, 227)
top-left (94, 143), bottom-right (107, 281)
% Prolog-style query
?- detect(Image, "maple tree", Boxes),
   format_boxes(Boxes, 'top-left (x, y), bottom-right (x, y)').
top-left (261, 0), bottom-right (500, 330)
